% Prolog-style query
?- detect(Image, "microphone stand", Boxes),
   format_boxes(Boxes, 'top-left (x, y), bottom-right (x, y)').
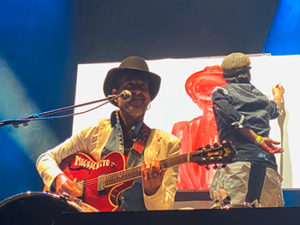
top-left (0, 94), bottom-right (120, 128)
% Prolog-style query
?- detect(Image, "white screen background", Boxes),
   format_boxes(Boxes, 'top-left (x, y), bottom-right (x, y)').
top-left (73, 54), bottom-right (300, 188)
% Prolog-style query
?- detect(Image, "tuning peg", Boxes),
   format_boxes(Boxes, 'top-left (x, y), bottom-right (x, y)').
top-left (205, 165), bottom-right (210, 170)
top-left (205, 144), bottom-right (211, 149)
top-left (221, 164), bottom-right (227, 168)
top-left (217, 156), bottom-right (223, 161)
top-left (209, 157), bottom-right (215, 161)
top-left (213, 164), bottom-right (218, 169)
top-left (213, 143), bottom-right (219, 148)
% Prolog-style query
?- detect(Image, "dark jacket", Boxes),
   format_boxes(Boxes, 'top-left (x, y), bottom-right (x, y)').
top-left (212, 83), bottom-right (279, 169)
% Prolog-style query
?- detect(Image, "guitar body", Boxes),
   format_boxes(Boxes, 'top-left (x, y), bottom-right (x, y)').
top-left (45, 141), bottom-right (235, 212)
top-left (59, 152), bottom-right (134, 212)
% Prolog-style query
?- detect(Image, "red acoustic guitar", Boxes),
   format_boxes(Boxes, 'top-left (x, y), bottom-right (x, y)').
top-left (53, 141), bottom-right (235, 212)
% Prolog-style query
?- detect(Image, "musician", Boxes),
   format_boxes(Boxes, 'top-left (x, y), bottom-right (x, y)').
top-left (36, 56), bottom-right (180, 211)
top-left (210, 52), bottom-right (285, 207)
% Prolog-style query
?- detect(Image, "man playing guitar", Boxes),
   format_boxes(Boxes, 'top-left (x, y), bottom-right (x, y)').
top-left (36, 56), bottom-right (181, 211)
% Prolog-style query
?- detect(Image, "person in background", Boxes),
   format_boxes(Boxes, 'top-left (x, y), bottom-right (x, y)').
top-left (210, 52), bottom-right (285, 207)
top-left (36, 56), bottom-right (180, 211)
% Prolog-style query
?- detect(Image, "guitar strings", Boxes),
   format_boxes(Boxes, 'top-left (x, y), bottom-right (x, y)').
top-left (76, 153), bottom-right (193, 187)
top-left (77, 166), bottom-right (142, 187)
top-left (72, 145), bottom-right (229, 188)
top-left (78, 155), bottom-right (183, 187)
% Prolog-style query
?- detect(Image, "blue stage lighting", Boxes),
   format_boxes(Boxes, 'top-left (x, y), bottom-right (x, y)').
top-left (264, 0), bottom-right (300, 55)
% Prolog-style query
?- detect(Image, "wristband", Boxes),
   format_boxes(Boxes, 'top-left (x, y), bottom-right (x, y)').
top-left (255, 135), bottom-right (263, 144)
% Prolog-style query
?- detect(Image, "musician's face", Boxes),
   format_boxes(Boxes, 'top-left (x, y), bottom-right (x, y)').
top-left (113, 74), bottom-right (150, 121)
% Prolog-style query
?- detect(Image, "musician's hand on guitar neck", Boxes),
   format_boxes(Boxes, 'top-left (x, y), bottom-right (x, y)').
top-left (141, 159), bottom-right (166, 196)
top-left (55, 174), bottom-right (82, 197)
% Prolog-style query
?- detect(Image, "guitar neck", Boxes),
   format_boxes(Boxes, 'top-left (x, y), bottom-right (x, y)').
top-left (104, 153), bottom-right (190, 187)
top-left (103, 142), bottom-right (234, 187)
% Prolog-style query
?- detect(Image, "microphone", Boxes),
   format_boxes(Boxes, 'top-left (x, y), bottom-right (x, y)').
top-left (120, 90), bottom-right (132, 101)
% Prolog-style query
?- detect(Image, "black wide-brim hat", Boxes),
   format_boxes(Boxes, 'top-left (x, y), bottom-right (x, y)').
top-left (103, 56), bottom-right (161, 106)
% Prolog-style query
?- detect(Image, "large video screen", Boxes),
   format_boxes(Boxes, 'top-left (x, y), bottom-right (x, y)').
top-left (74, 54), bottom-right (300, 189)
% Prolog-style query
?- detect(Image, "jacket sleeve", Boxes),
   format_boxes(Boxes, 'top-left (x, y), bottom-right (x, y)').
top-left (36, 125), bottom-right (98, 190)
top-left (269, 100), bottom-right (279, 119)
top-left (212, 87), bottom-right (248, 130)
top-left (143, 132), bottom-right (180, 210)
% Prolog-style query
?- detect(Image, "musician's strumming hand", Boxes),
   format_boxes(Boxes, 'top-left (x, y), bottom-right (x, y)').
top-left (55, 174), bottom-right (82, 197)
top-left (141, 159), bottom-right (166, 196)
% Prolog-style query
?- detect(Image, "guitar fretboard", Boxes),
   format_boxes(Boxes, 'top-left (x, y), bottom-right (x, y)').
top-left (103, 143), bottom-right (232, 187)
top-left (104, 153), bottom-right (194, 187)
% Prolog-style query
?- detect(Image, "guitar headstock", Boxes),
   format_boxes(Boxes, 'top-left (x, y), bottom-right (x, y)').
top-left (190, 140), bottom-right (235, 166)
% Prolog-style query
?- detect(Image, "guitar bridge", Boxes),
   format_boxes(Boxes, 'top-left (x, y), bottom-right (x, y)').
top-left (97, 175), bottom-right (105, 193)
top-left (76, 180), bottom-right (85, 200)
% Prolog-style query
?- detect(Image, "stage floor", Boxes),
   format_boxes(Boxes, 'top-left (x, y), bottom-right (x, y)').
top-left (1, 189), bottom-right (300, 225)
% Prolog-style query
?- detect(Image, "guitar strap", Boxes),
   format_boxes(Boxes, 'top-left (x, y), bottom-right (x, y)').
top-left (126, 122), bottom-right (151, 168)
top-left (120, 123), bottom-right (151, 211)
top-left (103, 111), bottom-right (152, 211)
top-left (132, 123), bottom-right (151, 155)
top-left (102, 110), bottom-right (152, 167)
top-left (245, 162), bottom-right (267, 204)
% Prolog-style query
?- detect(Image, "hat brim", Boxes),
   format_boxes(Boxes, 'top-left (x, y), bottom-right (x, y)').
top-left (103, 68), bottom-right (161, 106)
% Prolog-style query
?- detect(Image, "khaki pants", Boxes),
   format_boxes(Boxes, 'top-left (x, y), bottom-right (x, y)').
top-left (210, 161), bottom-right (284, 207)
